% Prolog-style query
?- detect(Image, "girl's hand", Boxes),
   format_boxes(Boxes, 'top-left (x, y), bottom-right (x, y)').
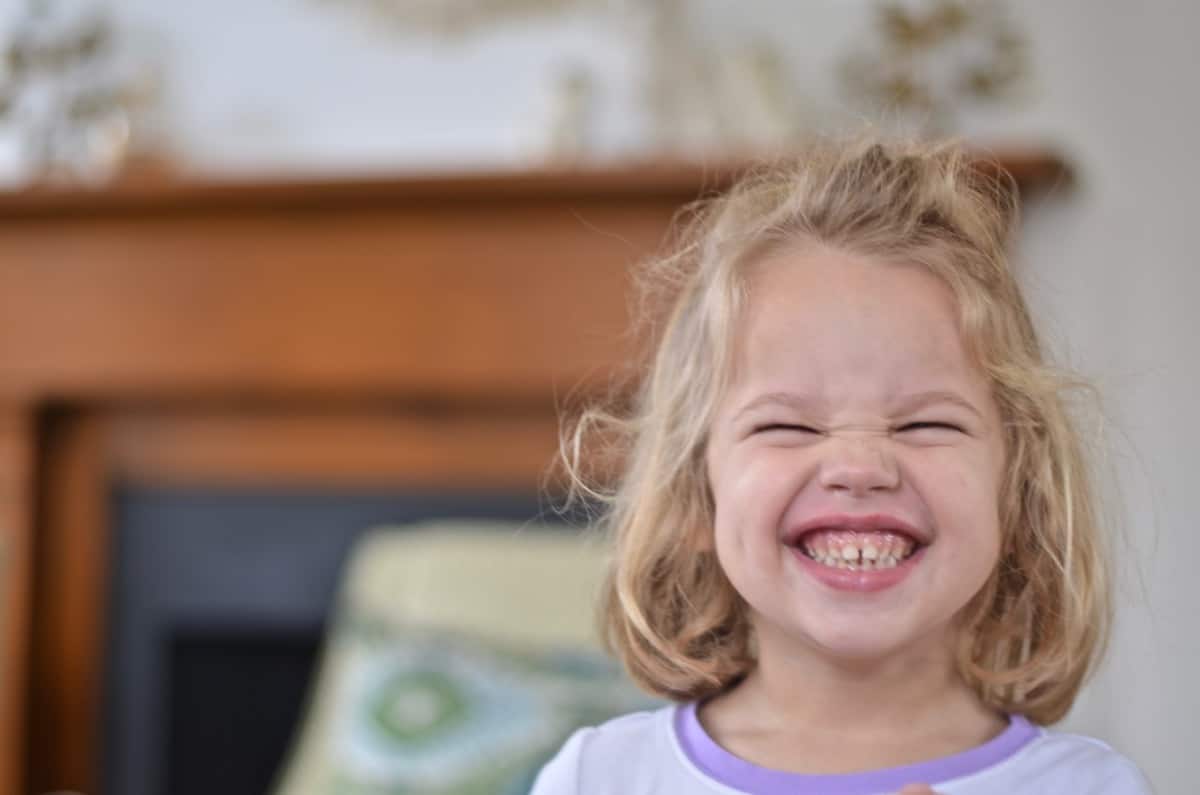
top-left (897, 786), bottom-right (939, 795)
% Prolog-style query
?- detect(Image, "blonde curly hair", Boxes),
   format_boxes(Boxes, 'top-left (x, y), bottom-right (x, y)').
top-left (561, 135), bottom-right (1111, 726)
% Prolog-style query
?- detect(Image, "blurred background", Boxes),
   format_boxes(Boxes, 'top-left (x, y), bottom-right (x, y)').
top-left (0, 1), bottom-right (1194, 794)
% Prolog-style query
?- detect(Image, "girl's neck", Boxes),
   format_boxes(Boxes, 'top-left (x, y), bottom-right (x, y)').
top-left (698, 629), bottom-right (1007, 775)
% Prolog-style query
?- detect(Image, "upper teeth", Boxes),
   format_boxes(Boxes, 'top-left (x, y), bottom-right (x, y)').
top-left (800, 531), bottom-right (916, 571)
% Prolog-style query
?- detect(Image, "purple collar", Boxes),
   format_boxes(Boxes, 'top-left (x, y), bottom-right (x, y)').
top-left (674, 701), bottom-right (1039, 794)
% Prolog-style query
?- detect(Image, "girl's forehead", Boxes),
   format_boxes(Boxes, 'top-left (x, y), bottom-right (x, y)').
top-left (726, 249), bottom-right (990, 404)
top-left (742, 243), bottom-right (957, 313)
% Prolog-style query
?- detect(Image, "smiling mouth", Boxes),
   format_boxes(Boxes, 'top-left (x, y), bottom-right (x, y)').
top-left (791, 529), bottom-right (924, 571)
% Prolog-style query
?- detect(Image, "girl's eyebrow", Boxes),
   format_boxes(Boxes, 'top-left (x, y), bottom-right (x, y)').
top-left (892, 389), bottom-right (985, 421)
top-left (733, 391), bottom-right (829, 420)
top-left (733, 389), bottom-right (984, 421)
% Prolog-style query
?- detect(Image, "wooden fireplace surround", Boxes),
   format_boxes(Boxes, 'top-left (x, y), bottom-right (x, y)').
top-left (0, 152), bottom-right (1067, 794)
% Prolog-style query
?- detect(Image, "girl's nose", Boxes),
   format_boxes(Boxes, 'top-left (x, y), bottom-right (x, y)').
top-left (817, 435), bottom-right (901, 496)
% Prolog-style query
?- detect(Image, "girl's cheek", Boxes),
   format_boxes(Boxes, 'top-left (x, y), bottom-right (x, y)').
top-left (732, 450), bottom-right (809, 509)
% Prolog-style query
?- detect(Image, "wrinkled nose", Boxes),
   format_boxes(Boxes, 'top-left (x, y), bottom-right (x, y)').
top-left (817, 435), bottom-right (901, 496)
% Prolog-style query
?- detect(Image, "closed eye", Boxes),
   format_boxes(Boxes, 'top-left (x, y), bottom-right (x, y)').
top-left (754, 423), bottom-right (821, 434)
top-left (896, 421), bottom-right (965, 433)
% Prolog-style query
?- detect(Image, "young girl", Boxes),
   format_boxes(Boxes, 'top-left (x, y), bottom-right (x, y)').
top-left (531, 137), bottom-right (1152, 794)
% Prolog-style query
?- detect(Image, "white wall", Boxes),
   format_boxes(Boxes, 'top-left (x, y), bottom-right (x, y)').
top-left (0, 0), bottom-right (881, 176)
top-left (1002, 4), bottom-right (1200, 792)
top-left (4, 1), bottom-right (1195, 791)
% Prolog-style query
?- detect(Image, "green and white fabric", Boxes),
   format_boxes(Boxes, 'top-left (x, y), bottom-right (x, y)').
top-left (272, 520), bottom-right (658, 795)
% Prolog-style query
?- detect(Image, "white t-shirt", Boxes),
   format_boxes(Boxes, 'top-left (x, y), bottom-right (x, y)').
top-left (529, 703), bottom-right (1152, 795)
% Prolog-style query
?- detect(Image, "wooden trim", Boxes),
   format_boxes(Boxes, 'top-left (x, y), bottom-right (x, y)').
top-left (0, 150), bottom-right (1071, 218)
top-left (106, 405), bottom-right (565, 490)
top-left (0, 405), bottom-right (34, 795)
top-left (30, 410), bottom-right (110, 795)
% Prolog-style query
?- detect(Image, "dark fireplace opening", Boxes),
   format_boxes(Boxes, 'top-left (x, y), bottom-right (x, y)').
top-left (104, 485), bottom-right (550, 795)
top-left (165, 625), bottom-right (321, 795)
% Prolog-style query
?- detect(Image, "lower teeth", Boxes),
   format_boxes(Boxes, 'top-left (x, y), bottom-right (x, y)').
top-left (806, 553), bottom-right (907, 570)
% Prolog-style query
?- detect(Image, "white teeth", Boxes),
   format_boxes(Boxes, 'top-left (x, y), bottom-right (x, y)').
top-left (801, 537), bottom-right (919, 571)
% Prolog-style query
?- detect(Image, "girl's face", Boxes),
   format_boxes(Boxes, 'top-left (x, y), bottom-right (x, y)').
top-left (706, 246), bottom-right (1006, 665)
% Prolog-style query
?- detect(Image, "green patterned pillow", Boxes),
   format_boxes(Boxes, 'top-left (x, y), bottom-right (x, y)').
top-left (271, 522), bottom-right (660, 795)
top-left (324, 620), bottom-right (656, 795)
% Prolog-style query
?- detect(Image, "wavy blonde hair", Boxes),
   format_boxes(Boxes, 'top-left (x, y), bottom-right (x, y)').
top-left (561, 135), bottom-right (1111, 725)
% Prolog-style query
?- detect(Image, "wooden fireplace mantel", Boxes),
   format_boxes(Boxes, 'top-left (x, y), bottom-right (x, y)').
top-left (0, 151), bottom-right (1070, 795)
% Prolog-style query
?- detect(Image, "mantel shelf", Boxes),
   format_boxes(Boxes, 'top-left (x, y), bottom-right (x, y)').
top-left (0, 147), bottom-right (1072, 218)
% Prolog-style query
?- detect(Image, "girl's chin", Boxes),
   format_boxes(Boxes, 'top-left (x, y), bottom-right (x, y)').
top-left (762, 612), bottom-right (961, 671)
top-left (749, 602), bottom-right (941, 665)
top-left (807, 632), bottom-right (921, 665)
